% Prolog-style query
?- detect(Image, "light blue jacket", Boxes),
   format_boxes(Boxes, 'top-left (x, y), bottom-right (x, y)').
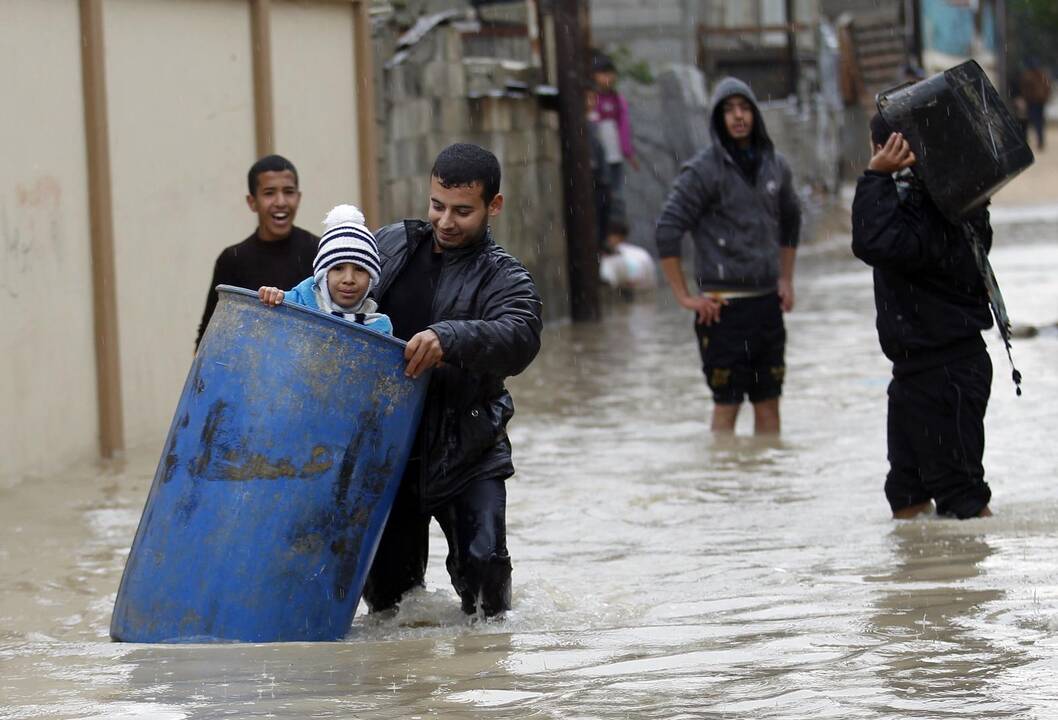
top-left (285, 277), bottom-right (393, 335)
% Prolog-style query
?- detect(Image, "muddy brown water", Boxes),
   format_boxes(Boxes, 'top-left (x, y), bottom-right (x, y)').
top-left (2, 225), bottom-right (1058, 718)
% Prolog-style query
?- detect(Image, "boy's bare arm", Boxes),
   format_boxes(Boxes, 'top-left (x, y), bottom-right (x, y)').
top-left (778, 246), bottom-right (796, 312)
top-left (659, 257), bottom-right (726, 326)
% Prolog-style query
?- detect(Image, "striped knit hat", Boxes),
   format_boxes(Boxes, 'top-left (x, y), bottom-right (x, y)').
top-left (314, 205), bottom-right (380, 303)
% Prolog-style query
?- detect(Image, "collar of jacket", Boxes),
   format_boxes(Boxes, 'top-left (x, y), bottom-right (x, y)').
top-left (407, 220), bottom-right (496, 262)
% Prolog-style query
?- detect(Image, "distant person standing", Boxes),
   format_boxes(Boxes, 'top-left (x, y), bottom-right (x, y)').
top-left (585, 86), bottom-right (612, 255)
top-left (1019, 59), bottom-right (1051, 151)
top-left (194, 155), bottom-right (318, 350)
top-left (592, 52), bottom-right (638, 251)
top-left (656, 77), bottom-right (801, 435)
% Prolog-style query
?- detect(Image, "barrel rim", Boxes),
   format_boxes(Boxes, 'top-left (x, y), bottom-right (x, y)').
top-left (216, 284), bottom-right (409, 350)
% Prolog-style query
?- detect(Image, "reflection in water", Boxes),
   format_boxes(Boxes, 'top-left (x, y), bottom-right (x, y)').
top-left (867, 524), bottom-right (1025, 710)
top-left (110, 633), bottom-right (520, 719)
top-left (2, 233), bottom-right (1058, 718)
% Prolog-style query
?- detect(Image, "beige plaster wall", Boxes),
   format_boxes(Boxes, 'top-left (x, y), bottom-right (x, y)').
top-left (272, 1), bottom-right (363, 230)
top-left (0, 0), bottom-right (99, 484)
top-left (104, 0), bottom-right (256, 452)
top-left (3, 0), bottom-right (373, 482)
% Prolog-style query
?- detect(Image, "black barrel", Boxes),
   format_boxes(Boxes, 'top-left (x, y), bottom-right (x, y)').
top-left (877, 59), bottom-right (1034, 222)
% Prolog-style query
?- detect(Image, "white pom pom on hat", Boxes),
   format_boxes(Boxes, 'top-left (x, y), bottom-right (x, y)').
top-left (322, 204), bottom-right (366, 230)
top-left (313, 203), bottom-right (380, 289)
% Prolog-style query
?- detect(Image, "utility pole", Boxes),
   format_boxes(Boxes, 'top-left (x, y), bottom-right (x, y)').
top-left (784, 0), bottom-right (798, 99)
top-left (995, 0), bottom-right (1008, 98)
top-left (545, 0), bottom-right (601, 322)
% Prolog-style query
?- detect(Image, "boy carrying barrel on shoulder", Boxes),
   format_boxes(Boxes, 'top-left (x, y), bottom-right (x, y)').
top-left (851, 114), bottom-right (996, 520)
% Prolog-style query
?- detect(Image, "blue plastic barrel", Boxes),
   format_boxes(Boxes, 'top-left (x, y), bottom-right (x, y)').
top-left (110, 286), bottom-right (427, 642)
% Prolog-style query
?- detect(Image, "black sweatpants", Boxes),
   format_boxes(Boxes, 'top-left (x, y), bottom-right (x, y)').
top-left (362, 462), bottom-right (512, 616)
top-left (886, 351), bottom-right (992, 519)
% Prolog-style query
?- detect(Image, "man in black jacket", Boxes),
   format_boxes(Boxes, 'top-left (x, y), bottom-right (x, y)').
top-left (852, 116), bottom-right (994, 520)
top-left (195, 155), bottom-right (317, 350)
top-left (364, 143), bottom-right (543, 617)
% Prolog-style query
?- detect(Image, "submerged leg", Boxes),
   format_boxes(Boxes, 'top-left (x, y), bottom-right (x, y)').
top-left (437, 477), bottom-right (512, 617)
top-left (711, 402), bottom-right (740, 433)
top-left (752, 397), bottom-right (780, 435)
top-left (362, 466), bottom-right (430, 613)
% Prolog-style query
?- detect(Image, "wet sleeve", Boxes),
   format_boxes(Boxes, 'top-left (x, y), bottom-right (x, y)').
top-left (778, 160), bottom-right (802, 248)
top-left (655, 161), bottom-right (713, 259)
top-left (851, 171), bottom-right (933, 270)
top-left (429, 263), bottom-right (543, 378)
top-left (282, 281), bottom-right (312, 308)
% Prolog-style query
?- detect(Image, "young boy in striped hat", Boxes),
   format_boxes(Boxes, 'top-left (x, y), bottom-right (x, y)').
top-left (257, 204), bottom-right (392, 335)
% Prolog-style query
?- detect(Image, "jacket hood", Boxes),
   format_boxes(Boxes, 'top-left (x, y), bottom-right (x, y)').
top-left (708, 76), bottom-right (773, 153)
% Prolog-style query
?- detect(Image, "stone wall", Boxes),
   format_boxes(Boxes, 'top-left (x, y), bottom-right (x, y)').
top-left (377, 21), bottom-right (569, 320)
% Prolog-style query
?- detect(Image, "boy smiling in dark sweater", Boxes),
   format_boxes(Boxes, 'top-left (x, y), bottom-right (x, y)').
top-left (195, 155), bottom-right (318, 350)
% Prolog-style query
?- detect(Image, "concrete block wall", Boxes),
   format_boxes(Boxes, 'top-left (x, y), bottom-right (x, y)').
top-left (378, 24), bottom-right (569, 321)
top-left (590, 0), bottom-right (700, 69)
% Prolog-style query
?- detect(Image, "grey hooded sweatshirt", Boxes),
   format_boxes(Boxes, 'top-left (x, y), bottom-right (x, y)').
top-left (655, 77), bottom-right (801, 292)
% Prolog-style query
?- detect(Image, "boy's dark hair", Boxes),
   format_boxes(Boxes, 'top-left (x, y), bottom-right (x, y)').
top-left (247, 154), bottom-right (299, 196)
top-left (431, 143), bottom-right (502, 204)
top-left (591, 51), bottom-right (616, 74)
top-left (870, 112), bottom-right (894, 148)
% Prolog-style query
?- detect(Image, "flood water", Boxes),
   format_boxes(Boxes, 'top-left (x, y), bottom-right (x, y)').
top-left (3, 220), bottom-right (1058, 719)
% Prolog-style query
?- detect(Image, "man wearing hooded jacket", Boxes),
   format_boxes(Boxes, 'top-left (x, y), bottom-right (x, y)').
top-left (363, 143), bottom-right (542, 618)
top-left (656, 77), bottom-right (802, 434)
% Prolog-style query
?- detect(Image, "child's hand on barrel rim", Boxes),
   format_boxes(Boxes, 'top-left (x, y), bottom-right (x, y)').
top-left (258, 286), bottom-right (285, 306)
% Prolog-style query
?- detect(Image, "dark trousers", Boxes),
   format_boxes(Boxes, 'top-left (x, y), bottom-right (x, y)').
top-left (693, 293), bottom-right (786, 404)
top-left (885, 352), bottom-right (992, 519)
top-left (605, 162), bottom-right (627, 233)
top-left (362, 464), bottom-right (512, 616)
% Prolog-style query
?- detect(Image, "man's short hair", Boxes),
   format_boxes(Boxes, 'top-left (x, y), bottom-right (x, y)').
top-left (248, 154), bottom-right (299, 196)
top-left (431, 143), bottom-right (501, 204)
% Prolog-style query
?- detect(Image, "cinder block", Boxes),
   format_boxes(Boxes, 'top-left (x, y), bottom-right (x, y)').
top-left (448, 63), bottom-right (467, 98)
top-left (422, 59), bottom-right (466, 99)
top-left (442, 26), bottom-right (463, 62)
top-left (433, 97), bottom-right (469, 134)
top-left (502, 130), bottom-right (534, 166)
top-left (417, 98), bottom-right (435, 136)
top-left (467, 97), bottom-right (491, 134)
top-left (508, 98), bottom-right (532, 131)
top-left (540, 127), bottom-right (560, 163)
top-left (483, 98), bottom-right (513, 132)
top-left (388, 96), bottom-right (426, 140)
